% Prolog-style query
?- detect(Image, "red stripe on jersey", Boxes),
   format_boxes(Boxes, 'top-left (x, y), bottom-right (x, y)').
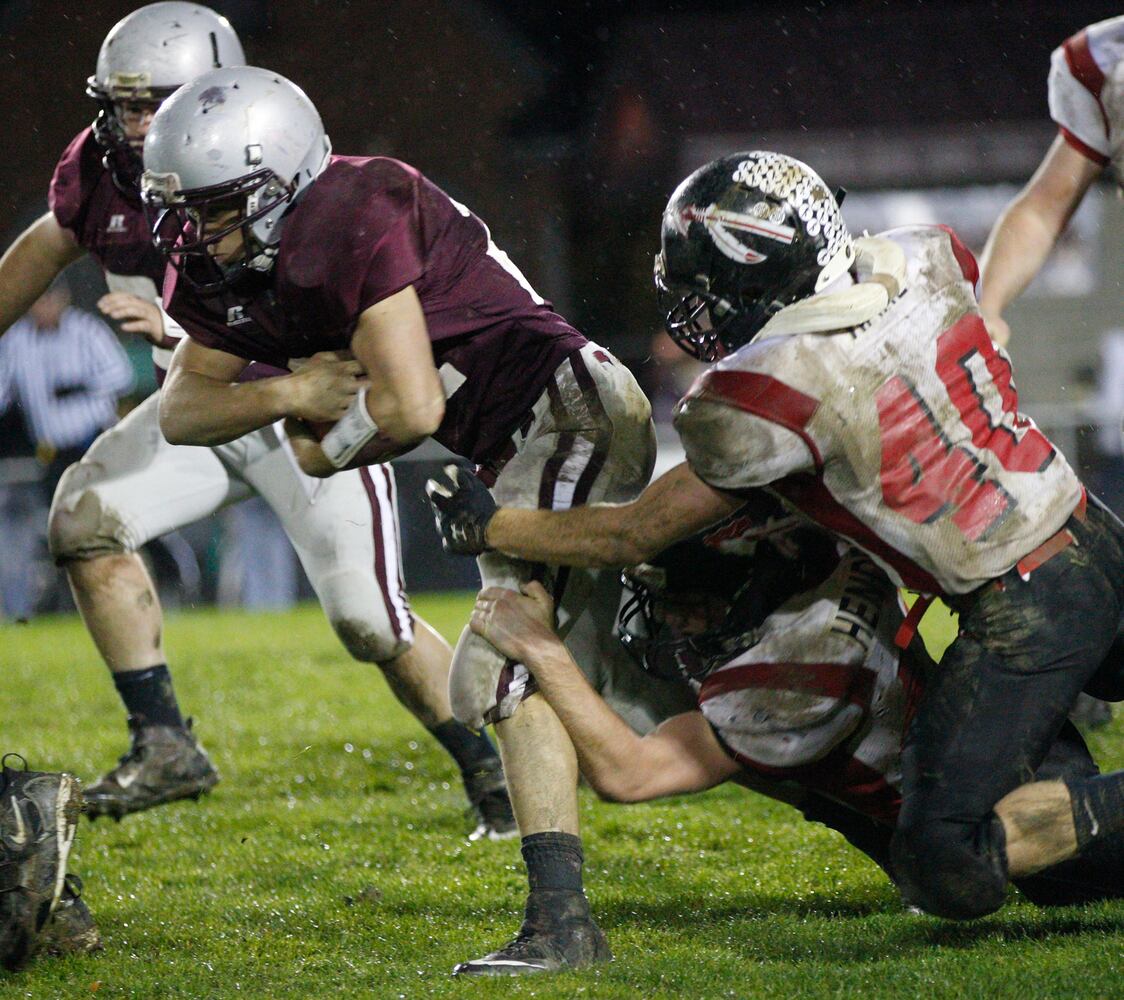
top-left (698, 661), bottom-right (876, 707)
top-left (772, 473), bottom-right (944, 594)
top-left (736, 743), bottom-right (901, 826)
top-left (936, 225), bottom-right (979, 288)
top-left (690, 369), bottom-right (824, 471)
top-left (1058, 125), bottom-right (1111, 166)
top-left (1064, 30), bottom-right (1111, 137)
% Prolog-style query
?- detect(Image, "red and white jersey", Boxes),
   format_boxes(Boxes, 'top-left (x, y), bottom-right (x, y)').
top-left (1048, 16), bottom-right (1124, 182)
top-left (697, 548), bottom-right (915, 825)
top-left (674, 225), bottom-right (1083, 595)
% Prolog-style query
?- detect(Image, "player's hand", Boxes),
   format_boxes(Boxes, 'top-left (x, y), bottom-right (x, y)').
top-left (98, 292), bottom-right (176, 348)
top-left (470, 582), bottom-right (558, 663)
top-left (426, 464), bottom-right (497, 555)
top-left (283, 417), bottom-right (335, 478)
top-left (982, 311), bottom-right (1011, 348)
top-left (287, 351), bottom-right (368, 424)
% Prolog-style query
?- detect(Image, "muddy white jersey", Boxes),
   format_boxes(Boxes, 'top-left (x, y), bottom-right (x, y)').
top-left (674, 224), bottom-right (1083, 595)
top-left (1048, 16), bottom-right (1124, 183)
top-left (697, 548), bottom-right (915, 825)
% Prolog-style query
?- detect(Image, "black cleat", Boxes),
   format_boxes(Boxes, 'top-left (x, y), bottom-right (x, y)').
top-left (37, 874), bottom-right (101, 958)
top-left (453, 889), bottom-right (612, 976)
top-left (463, 757), bottom-right (517, 842)
top-left (0, 755), bottom-right (82, 972)
top-left (85, 718), bottom-right (219, 820)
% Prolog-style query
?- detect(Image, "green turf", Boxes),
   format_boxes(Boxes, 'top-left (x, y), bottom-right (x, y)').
top-left (2, 595), bottom-right (1122, 998)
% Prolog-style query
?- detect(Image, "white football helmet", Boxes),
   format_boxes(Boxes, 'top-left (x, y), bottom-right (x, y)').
top-left (87, 3), bottom-right (244, 191)
top-left (141, 66), bottom-right (332, 292)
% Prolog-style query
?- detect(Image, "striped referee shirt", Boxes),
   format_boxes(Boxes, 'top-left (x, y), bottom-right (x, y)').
top-left (0, 307), bottom-right (134, 449)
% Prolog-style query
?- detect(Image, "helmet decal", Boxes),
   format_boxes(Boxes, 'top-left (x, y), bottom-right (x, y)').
top-left (682, 203), bottom-right (796, 264)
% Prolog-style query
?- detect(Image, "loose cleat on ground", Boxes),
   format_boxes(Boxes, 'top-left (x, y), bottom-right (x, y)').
top-left (37, 874), bottom-right (101, 958)
top-left (0, 755), bottom-right (82, 972)
top-left (452, 889), bottom-right (612, 976)
top-left (84, 718), bottom-right (219, 820)
top-left (463, 757), bottom-right (518, 842)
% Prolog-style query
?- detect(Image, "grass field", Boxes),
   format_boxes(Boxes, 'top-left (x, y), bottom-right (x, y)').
top-left (3, 594), bottom-right (1123, 999)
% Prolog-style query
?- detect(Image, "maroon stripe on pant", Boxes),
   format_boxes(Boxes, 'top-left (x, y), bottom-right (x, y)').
top-left (567, 350), bottom-right (612, 509)
top-left (358, 466), bottom-right (409, 644)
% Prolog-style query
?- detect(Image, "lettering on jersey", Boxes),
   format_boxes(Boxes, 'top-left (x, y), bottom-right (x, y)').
top-left (682, 203), bottom-right (795, 264)
top-left (830, 558), bottom-right (885, 650)
top-left (106, 214), bottom-right (128, 234)
top-left (226, 305), bottom-right (252, 326)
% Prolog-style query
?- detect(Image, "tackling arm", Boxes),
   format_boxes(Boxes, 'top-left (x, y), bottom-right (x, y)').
top-left (485, 462), bottom-right (742, 567)
top-left (470, 582), bottom-right (740, 802)
top-left (159, 337), bottom-right (366, 446)
top-left (979, 137), bottom-right (1101, 345)
top-left (0, 213), bottom-right (84, 337)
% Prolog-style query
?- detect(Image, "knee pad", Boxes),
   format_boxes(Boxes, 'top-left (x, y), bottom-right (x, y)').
top-left (47, 487), bottom-right (130, 563)
top-left (890, 816), bottom-right (1009, 919)
top-left (331, 617), bottom-right (412, 665)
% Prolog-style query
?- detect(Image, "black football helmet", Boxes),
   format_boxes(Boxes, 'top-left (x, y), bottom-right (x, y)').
top-left (654, 151), bottom-right (854, 361)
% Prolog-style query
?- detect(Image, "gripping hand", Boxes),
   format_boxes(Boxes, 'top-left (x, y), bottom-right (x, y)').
top-left (425, 463), bottom-right (497, 555)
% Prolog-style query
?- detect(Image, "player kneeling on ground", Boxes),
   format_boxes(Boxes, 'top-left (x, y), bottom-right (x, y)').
top-left (468, 511), bottom-right (1124, 910)
top-left (429, 151), bottom-right (1124, 921)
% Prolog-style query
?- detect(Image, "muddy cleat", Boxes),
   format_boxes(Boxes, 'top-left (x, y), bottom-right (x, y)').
top-left (463, 757), bottom-right (517, 842)
top-left (37, 875), bottom-right (101, 958)
top-left (0, 755), bottom-right (82, 972)
top-left (85, 718), bottom-right (219, 820)
top-left (452, 889), bottom-right (611, 976)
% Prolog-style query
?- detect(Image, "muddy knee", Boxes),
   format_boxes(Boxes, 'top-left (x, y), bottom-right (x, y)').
top-left (332, 617), bottom-right (412, 664)
top-left (890, 816), bottom-right (1009, 919)
top-left (48, 487), bottom-right (130, 563)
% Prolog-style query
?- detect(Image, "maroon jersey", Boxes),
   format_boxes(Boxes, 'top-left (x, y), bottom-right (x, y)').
top-left (49, 127), bottom-right (166, 288)
top-left (165, 156), bottom-right (587, 463)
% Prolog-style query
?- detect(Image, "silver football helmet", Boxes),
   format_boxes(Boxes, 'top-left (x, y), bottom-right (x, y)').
top-left (87, 3), bottom-right (244, 193)
top-left (141, 66), bottom-right (332, 293)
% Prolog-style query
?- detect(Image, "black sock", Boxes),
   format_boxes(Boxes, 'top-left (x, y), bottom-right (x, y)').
top-left (522, 832), bottom-right (585, 893)
top-left (112, 665), bottom-right (185, 729)
top-left (430, 719), bottom-right (499, 775)
top-left (1068, 772), bottom-right (1124, 851)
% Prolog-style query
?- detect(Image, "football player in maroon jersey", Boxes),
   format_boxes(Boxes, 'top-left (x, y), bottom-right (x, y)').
top-left (429, 151), bottom-right (1124, 922)
top-left (142, 66), bottom-right (686, 975)
top-left (0, 4), bottom-right (514, 838)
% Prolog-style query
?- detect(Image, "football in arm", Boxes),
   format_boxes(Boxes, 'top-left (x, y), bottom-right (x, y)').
top-left (285, 416), bottom-right (418, 474)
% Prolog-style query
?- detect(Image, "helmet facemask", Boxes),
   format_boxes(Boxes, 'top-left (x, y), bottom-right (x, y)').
top-left (87, 77), bottom-right (172, 197)
top-left (144, 166), bottom-right (298, 296)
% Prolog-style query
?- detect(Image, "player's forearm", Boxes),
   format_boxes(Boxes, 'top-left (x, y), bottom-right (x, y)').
top-left (486, 504), bottom-right (653, 568)
top-left (979, 198), bottom-right (1063, 319)
top-left (0, 215), bottom-right (83, 336)
top-left (159, 369), bottom-right (294, 445)
top-left (520, 639), bottom-right (675, 802)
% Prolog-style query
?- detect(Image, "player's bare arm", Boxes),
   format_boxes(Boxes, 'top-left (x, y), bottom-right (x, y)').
top-left (288, 285), bottom-right (446, 476)
top-left (429, 460), bottom-right (742, 566)
top-left (0, 212), bottom-right (84, 336)
top-left (470, 581), bottom-right (739, 801)
top-left (97, 292), bottom-right (176, 349)
top-left (979, 137), bottom-right (1101, 345)
top-left (159, 337), bottom-right (366, 446)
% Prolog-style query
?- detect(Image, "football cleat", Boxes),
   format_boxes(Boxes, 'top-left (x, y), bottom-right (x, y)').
top-left (37, 874), bottom-right (102, 958)
top-left (0, 755), bottom-right (82, 972)
top-left (85, 717), bottom-right (219, 820)
top-left (463, 758), bottom-right (518, 842)
top-left (452, 889), bottom-right (612, 976)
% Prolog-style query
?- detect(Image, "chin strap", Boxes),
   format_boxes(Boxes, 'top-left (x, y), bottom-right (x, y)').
top-left (752, 236), bottom-right (908, 339)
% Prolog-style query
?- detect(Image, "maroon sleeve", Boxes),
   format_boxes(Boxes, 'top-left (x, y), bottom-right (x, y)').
top-left (48, 128), bottom-right (97, 235)
top-left (282, 159), bottom-right (425, 330)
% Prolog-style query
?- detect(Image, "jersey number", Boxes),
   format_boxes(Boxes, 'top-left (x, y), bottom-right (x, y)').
top-left (875, 315), bottom-right (1054, 541)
